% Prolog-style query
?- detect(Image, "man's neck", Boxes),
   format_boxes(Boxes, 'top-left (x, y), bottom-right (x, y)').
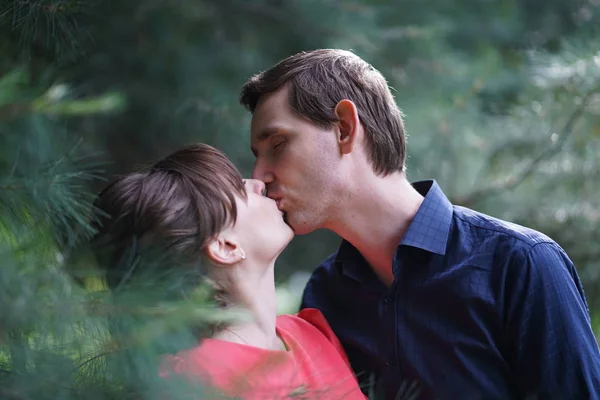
top-left (327, 174), bottom-right (424, 287)
top-left (213, 264), bottom-right (285, 350)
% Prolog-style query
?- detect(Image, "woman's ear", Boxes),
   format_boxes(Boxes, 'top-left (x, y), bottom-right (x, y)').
top-left (205, 235), bottom-right (246, 265)
top-left (334, 99), bottom-right (361, 155)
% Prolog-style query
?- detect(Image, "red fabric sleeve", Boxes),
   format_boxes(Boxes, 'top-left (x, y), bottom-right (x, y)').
top-left (295, 308), bottom-right (352, 368)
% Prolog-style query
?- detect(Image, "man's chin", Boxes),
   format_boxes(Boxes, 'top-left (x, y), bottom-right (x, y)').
top-left (282, 213), bottom-right (296, 233)
top-left (284, 215), bottom-right (315, 236)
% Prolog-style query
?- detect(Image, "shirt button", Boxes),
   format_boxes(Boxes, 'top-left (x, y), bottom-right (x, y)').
top-left (383, 296), bottom-right (392, 305)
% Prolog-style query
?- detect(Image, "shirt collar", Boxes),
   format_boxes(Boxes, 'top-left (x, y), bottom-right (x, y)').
top-left (400, 180), bottom-right (453, 255)
top-left (334, 180), bottom-right (453, 280)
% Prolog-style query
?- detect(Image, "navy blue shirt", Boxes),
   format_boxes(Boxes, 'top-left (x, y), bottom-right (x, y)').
top-left (300, 180), bottom-right (600, 399)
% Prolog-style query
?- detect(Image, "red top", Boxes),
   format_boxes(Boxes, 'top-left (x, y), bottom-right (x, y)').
top-left (160, 308), bottom-right (367, 399)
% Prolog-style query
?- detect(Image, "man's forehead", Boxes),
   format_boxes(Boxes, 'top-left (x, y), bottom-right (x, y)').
top-left (253, 92), bottom-right (286, 121)
top-left (249, 86), bottom-right (294, 151)
top-left (251, 97), bottom-right (290, 137)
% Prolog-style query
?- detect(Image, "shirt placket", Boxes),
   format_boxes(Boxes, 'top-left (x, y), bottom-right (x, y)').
top-left (378, 279), bottom-right (400, 396)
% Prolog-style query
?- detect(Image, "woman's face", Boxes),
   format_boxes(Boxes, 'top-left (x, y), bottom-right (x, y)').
top-left (230, 179), bottom-right (294, 263)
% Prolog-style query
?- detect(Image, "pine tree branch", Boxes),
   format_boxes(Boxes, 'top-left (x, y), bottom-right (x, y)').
top-left (456, 88), bottom-right (599, 207)
top-left (74, 347), bottom-right (120, 373)
top-left (0, 181), bottom-right (52, 191)
top-left (38, 0), bottom-right (79, 13)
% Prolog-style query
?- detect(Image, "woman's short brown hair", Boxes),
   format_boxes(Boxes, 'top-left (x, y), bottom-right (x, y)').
top-left (240, 49), bottom-right (406, 176)
top-left (91, 143), bottom-right (245, 291)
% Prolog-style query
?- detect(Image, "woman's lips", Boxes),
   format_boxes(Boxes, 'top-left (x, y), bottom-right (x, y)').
top-left (275, 199), bottom-right (289, 223)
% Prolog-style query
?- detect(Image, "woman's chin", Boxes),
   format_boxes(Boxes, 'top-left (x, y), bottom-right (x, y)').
top-left (281, 224), bottom-right (295, 243)
top-left (265, 232), bottom-right (294, 263)
top-left (274, 224), bottom-right (294, 252)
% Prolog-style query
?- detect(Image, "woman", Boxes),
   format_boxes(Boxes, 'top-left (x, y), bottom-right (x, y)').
top-left (91, 143), bottom-right (366, 399)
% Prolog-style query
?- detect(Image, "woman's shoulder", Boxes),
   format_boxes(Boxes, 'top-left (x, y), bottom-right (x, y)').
top-left (277, 307), bottom-right (330, 331)
top-left (276, 308), bottom-right (331, 336)
top-left (277, 308), bottom-right (349, 362)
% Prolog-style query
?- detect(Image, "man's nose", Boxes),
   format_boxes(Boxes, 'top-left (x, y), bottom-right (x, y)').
top-left (251, 160), bottom-right (274, 184)
top-left (244, 179), bottom-right (266, 195)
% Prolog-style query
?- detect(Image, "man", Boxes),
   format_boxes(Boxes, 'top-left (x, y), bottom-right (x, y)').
top-left (240, 49), bottom-right (600, 399)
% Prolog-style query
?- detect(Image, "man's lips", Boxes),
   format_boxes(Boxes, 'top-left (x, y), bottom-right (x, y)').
top-left (268, 196), bottom-right (283, 209)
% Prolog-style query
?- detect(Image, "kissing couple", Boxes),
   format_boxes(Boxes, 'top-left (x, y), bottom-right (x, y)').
top-left (92, 49), bottom-right (600, 399)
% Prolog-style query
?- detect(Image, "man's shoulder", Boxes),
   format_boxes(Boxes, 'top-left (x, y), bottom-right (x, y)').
top-left (452, 204), bottom-right (557, 251)
top-left (317, 251), bottom-right (339, 269)
top-left (306, 251), bottom-right (339, 283)
top-left (300, 251), bottom-right (341, 307)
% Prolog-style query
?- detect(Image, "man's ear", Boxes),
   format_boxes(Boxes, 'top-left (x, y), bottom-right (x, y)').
top-left (205, 235), bottom-right (245, 265)
top-left (334, 99), bottom-right (361, 155)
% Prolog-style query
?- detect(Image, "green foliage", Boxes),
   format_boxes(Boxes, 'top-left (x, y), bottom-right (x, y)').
top-left (1, 0), bottom-right (599, 399)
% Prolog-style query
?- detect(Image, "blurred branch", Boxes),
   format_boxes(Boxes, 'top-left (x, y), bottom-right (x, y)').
top-left (0, 89), bottom-right (125, 122)
top-left (32, 91), bottom-right (126, 116)
top-left (457, 88), bottom-right (599, 207)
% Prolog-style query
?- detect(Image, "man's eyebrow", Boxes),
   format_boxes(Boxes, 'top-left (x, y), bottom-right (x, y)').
top-left (250, 127), bottom-right (284, 156)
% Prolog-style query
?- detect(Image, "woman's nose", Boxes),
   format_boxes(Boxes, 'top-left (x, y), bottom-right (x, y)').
top-left (244, 179), bottom-right (266, 195)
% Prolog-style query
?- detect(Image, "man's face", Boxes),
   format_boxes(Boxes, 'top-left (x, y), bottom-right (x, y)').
top-left (250, 86), bottom-right (341, 235)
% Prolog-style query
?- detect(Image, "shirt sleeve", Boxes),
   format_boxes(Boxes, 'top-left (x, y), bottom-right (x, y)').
top-left (505, 241), bottom-right (600, 399)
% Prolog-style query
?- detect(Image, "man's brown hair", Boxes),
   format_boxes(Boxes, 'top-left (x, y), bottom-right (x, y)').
top-left (240, 49), bottom-right (406, 175)
top-left (91, 143), bottom-right (246, 291)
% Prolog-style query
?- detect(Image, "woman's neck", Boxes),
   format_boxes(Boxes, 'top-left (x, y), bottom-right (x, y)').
top-left (212, 262), bottom-right (286, 351)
